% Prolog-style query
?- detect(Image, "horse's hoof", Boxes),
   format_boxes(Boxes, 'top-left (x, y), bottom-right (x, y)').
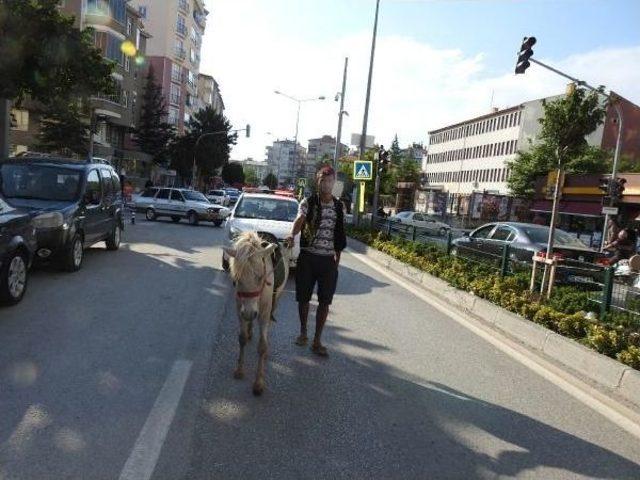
top-left (233, 369), bottom-right (244, 380)
top-left (252, 383), bottom-right (264, 396)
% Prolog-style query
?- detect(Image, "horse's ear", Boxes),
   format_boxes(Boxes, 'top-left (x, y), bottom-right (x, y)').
top-left (261, 243), bottom-right (277, 257)
top-left (223, 246), bottom-right (237, 258)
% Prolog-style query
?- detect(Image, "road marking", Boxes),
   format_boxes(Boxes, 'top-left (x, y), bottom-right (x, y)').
top-left (348, 250), bottom-right (640, 440)
top-left (5, 404), bottom-right (52, 453)
top-left (118, 359), bottom-right (193, 480)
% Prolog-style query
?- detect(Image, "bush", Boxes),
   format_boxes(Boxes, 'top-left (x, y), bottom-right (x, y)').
top-left (617, 346), bottom-right (640, 369)
top-left (584, 324), bottom-right (626, 358)
top-left (548, 287), bottom-right (593, 315)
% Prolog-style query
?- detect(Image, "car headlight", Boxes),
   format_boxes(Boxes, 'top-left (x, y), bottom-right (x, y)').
top-left (32, 212), bottom-right (65, 229)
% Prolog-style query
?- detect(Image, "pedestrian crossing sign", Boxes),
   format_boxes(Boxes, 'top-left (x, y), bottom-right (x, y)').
top-left (353, 161), bottom-right (373, 181)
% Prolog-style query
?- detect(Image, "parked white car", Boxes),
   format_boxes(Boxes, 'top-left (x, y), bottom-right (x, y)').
top-left (206, 189), bottom-right (230, 206)
top-left (223, 193), bottom-right (300, 270)
top-left (390, 211), bottom-right (451, 236)
top-left (143, 188), bottom-right (230, 226)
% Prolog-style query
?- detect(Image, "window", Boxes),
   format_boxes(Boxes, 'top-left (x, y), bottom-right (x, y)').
top-left (126, 17), bottom-right (133, 35)
top-left (472, 224), bottom-right (495, 239)
top-left (10, 109), bottom-right (29, 131)
top-left (413, 213), bottom-right (424, 221)
top-left (138, 5), bottom-right (147, 18)
top-left (171, 190), bottom-right (184, 201)
top-left (141, 188), bottom-right (158, 198)
top-left (170, 84), bottom-right (181, 105)
top-left (132, 90), bottom-right (137, 109)
top-left (100, 169), bottom-right (115, 199)
top-left (176, 15), bottom-right (187, 35)
top-left (175, 39), bottom-right (185, 58)
top-left (85, 170), bottom-right (102, 205)
top-left (190, 48), bottom-right (196, 63)
top-left (172, 63), bottom-right (182, 83)
top-left (157, 189), bottom-right (171, 200)
top-left (124, 55), bottom-right (130, 72)
top-left (122, 90), bottom-right (129, 107)
top-left (168, 107), bottom-right (179, 125)
top-left (491, 226), bottom-right (515, 242)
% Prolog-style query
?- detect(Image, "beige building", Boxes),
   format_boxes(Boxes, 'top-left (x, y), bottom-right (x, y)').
top-left (197, 74), bottom-right (225, 115)
top-left (130, 0), bottom-right (208, 133)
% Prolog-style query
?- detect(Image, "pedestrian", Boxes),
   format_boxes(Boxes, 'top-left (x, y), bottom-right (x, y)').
top-left (606, 217), bottom-right (621, 244)
top-left (285, 166), bottom-right (346, 357)
top-left (604, 227), bottom-right (636, 265)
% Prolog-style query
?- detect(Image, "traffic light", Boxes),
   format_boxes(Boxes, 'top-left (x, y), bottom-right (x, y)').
top-left (378, 146), bottom-right (390, 172)
top-left (598, 176), bottom-right (611, 195)
top-left (515, 36), bottom-right (536, 74)
top-left (611, 178), bottom-right (626, 201)
top-left (245, 124), bottom-right (251, 138)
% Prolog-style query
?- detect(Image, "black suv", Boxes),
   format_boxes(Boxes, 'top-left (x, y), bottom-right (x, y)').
top-left (0, 196), bottom-right (37, 305)
top-left (0, 156), bottom-right (123, 272)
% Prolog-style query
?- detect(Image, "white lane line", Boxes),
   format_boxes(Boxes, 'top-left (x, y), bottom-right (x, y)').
top-left (118, 359), bottom-right (193, 480)
top-left (5, 404), bottom-right (52, 453)
top-left (348, 250), bottom-right (640, 440)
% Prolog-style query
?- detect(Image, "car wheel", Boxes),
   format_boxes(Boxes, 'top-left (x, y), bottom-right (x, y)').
top-left (214, 220), bottom-right (223, 227)
top-left (146, 208), bottom-right (156, 221)
top-left (171, 216), bottom-right (181, 223)
top-left (106, 223), bottom-right (121, 251)
top-left (439, 227), bottom-right (448, 236)
top-left (222, 255), bottom-right (230, 272)
top-left (0, 250), bottom-right (28, 305)
top-left (188, 211), bottom-right (199, 226)
top-left (62, 234), bottom-right (83, 272)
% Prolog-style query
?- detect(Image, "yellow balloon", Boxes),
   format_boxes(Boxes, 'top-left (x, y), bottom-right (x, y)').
top-left (120, 40), bottom-right (137, 57)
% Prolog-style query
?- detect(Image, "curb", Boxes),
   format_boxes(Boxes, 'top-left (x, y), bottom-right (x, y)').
top-left (347, 237), bottom-right (640, 409)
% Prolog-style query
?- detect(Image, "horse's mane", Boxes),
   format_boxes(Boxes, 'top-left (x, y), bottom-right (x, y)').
top-left (230, 231), bottom-right (264, 282)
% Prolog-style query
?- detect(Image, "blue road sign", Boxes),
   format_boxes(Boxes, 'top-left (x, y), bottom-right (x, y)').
top-left (353, 161), bottom-right (373, 181)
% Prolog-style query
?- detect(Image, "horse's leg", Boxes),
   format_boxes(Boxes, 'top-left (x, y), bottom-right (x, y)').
top-left (252, 313), bottom-right (270, 396)
top-left (247, 318), bottom-right (253, 341)
top-left (234, 319), bottom-right (249, 379)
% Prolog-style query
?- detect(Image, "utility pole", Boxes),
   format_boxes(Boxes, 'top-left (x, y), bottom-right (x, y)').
top-left (334, 57), bottom-right (349, 170)
top-left (355, 0), bottom-right (381, 226)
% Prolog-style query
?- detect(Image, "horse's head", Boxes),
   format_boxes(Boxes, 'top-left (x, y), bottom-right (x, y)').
top-left (224, 232), bottom-right (277, 322)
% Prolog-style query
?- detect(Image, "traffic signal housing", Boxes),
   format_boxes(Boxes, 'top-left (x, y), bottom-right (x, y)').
top-left (515, 36), bottom-right (536, 74)
top-left (611, 177), bottom-right (626, 201)
top-left (598, 176), bottom-right (611, 195)
top-left (378, 147), bottom-right (390, 173)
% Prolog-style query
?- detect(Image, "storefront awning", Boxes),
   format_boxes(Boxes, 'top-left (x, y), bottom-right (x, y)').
top-left (531, 200), bottom-right (603, 218)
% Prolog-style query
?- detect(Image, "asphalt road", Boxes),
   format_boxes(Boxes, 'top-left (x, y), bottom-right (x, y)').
top-left (1, 219), bottom-right (639, 479)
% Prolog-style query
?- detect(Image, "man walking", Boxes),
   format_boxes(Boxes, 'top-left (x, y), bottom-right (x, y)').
top-left (285, 166), bottom-right (346, 357)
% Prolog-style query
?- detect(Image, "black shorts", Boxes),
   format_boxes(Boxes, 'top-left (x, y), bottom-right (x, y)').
top-left (295, 252), bottom-right (339, 305)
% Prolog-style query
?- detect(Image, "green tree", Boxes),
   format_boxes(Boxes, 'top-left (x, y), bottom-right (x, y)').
top-left (507, 88), bottom-right (608, 197)
top-left (222, 162), bottom-right (245, 185)
top-left (37, 100), bottom-right (89, 156)
top-left (0, 0), bottom-right (114, 151)
top-left (390, 134), bottom-right (402, 165)
top-left (169, 107), bottom-right (237, 182)
top-left (244, 167), bottom-right (259, 186)
top-left (134, 67), bottom-right (175, 164)
top-left (263, 172), bottom-right (278, 189)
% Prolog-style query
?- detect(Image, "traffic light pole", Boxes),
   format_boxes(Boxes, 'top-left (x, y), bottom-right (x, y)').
top-left (371, 154), bottom-right (382, 230)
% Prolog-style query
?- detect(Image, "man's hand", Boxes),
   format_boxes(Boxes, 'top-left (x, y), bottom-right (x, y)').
top-left (284, 235), bottom-right (295, 249)
top-left (334, 251), bottom-right (341, 266)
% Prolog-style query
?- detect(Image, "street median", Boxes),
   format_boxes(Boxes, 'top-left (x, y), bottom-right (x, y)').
top-left (347, 234), bottom-right (640, 410)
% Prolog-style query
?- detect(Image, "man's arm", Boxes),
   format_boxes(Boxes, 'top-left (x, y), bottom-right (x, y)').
top-left (285, 214), bottom-right (305, 248)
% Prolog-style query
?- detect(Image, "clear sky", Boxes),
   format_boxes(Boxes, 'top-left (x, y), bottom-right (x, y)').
top-left (200, 0), bottom-right (640, 161)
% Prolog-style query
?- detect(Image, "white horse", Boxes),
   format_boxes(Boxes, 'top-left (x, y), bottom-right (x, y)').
top-left (223, 232), bottom-right (290, 395)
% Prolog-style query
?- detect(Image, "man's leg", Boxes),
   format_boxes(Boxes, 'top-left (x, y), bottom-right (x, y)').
top-left (312, 256), bottom-right (339, 356)
top-left (295, 253), bottom-right (314, 345)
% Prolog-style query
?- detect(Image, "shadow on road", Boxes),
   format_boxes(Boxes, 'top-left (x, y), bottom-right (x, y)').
top-left (190, 257), bottom-right (640, 479)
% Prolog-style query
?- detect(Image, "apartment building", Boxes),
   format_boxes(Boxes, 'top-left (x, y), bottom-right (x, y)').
top-left (424, 91), bottom-right (640, 199)
top-left (131, 0), bottom-right (208, 133)
top-left (266, 140), bottom-right (306, 186)
top-left (197, 74), bottom-right (225, 115)
top-left (11, 0), bottom-right (150, 170)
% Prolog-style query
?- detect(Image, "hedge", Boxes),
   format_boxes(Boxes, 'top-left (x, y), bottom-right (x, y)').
top-left (347, 226), bottom-right (640, 371)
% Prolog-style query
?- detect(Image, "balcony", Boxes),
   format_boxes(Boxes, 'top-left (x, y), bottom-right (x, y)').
top-left (178, 0), bottom-right (190, 14)
top-left (174, 47), bottom-right (187, 60)
top-left (176, 23), bottom-right (187, 37)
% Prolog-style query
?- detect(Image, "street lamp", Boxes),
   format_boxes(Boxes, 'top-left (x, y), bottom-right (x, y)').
top-left (333, 57), bottom-right (349, 169)
top-left (274, 90), bottom-right (325, 184)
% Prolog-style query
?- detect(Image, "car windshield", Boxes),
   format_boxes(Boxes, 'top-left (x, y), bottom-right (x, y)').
top-left (234, 197), bottom-right (298, 222)
top-left (395, 211), bottom-right (411, 218)
top-left (523, 226), bottom-right (589, 249)
top-left (182, 191), bottom-right (208, 202)
top-left (0, 163), bottom-right (82, 201)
